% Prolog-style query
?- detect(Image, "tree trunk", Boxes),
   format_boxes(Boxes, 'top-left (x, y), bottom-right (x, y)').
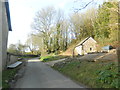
top-left (117, 47), bottom-right (120, 61)
top-left (72, 47), bottom-right (75, 58)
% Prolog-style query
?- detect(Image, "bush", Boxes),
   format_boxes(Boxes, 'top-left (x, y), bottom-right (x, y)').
top-left (95, 62), bottom-right (119, 88)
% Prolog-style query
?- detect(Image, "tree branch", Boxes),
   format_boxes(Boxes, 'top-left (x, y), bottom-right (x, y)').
top-left (74, 0), bottom-right (94, 13)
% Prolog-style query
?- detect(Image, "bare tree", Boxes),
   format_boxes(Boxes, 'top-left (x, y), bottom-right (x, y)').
top-left (25, 35), bottom-right (40, 54)
top-left (31, 6), bottom-right (56, 52)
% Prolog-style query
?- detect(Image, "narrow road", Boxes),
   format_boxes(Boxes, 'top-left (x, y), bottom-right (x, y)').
top-left (14, 58), bottom-right (85, 88)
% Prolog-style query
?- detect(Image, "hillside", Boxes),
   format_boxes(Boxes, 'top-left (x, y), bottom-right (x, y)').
top-left (59, 40), bottom-right (81, 56)
top-left (60, 38), bottom-right (119, 57)
top-left (59, 44), bottom-right (74, 56)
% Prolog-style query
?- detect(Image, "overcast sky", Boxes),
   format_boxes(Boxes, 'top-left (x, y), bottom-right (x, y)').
top-left (8, 0), bottom-right (104, 46)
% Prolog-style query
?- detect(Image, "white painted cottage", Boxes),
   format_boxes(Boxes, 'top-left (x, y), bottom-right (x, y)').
top-left (74, 37), bottom-right (97, 55)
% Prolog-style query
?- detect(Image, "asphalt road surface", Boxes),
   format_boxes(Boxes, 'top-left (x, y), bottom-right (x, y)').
top-left (14, 58), bottom-right (85, 88)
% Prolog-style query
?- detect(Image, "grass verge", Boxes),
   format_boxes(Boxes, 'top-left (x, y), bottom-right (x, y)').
top-left (0, 72), bottom-right (2, 88)
top-left (53, 60), bottom-right (119, 88)
top-left (2, 68), bottom-right (18, 88)
top-left (40, 55), bottom-right (69, 62)
top-left (18, 56), bottom-right (38, 59)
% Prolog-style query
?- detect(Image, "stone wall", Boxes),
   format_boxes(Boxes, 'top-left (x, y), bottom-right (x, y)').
top-left (7, 54), bottom-right (18, 66)
top-left (74, 37), bottom-right (97, 55)
top-left (83, 38), bottom-right (97, 54)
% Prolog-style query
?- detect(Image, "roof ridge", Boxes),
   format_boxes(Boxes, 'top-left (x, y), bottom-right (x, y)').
top-left (76, 36), bottom-right (96, 46)
top-left (76, 37), bottom-right (90, 46)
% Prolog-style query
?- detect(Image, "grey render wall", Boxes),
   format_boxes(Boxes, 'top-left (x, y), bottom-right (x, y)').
top-left (0, 1), bottom-right (2, 71)
top-left (0, 1), bottom-right (9, 70)
top-left (0, 1), bottom-right (2, 88)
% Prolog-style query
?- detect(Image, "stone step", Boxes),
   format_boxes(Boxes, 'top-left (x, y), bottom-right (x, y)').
top-left (7, 61), bottom-right (22, 69)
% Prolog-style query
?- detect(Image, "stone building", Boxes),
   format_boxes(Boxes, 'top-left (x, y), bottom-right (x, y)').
top-left (74, 37), bottom-right (97, 55)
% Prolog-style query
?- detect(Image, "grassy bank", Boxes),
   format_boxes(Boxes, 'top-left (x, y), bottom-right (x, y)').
top-left (40, 55), bottom-right (69, 62)
top-left (53, 60), bottom-right (119, 88)
top-left (0, 72), bottom-right (2, 88)
top-left (18, 55), bottom-right (38, 59)
top-left (2, 68), bottom-right (18, 88)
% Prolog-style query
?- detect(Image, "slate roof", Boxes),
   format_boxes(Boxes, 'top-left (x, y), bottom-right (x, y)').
top-left (76, 37), bottom-right (97, 46)
top-left (5, 1), bottom-right (12, 31)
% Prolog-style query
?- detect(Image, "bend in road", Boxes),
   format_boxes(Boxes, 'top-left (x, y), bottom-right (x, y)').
top-left (14, 58), bottom-right (85, 88)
